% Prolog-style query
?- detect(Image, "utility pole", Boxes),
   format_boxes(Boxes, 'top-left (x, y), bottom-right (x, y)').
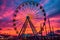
top-left (48, 18), bottom-right (52, 33)
top-left (48, 18), bottom-right (54, 40)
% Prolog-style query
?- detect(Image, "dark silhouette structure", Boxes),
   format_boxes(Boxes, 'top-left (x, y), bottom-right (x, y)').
top-left (11, 1), bottom-right (60, 40)
top-left (16, 16), bottom-right (39, 40)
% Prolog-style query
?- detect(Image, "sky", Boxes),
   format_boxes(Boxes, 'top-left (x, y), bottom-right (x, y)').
top-left (0, 0), bottom-right (60, 36)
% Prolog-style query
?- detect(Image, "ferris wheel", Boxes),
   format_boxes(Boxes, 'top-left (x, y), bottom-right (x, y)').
top-left (12, 0), bottom-right (46, 37)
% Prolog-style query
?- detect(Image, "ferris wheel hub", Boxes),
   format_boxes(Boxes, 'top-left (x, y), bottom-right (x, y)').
top-left (26, 16), bottom-right (30, 19)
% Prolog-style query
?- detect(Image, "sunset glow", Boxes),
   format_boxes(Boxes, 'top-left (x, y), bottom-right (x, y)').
top-left (0, 0), bottom-right (60, 36)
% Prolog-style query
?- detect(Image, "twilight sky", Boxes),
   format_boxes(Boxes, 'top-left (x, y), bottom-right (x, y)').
top-left (0, 0), bottom-right (60, 36)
